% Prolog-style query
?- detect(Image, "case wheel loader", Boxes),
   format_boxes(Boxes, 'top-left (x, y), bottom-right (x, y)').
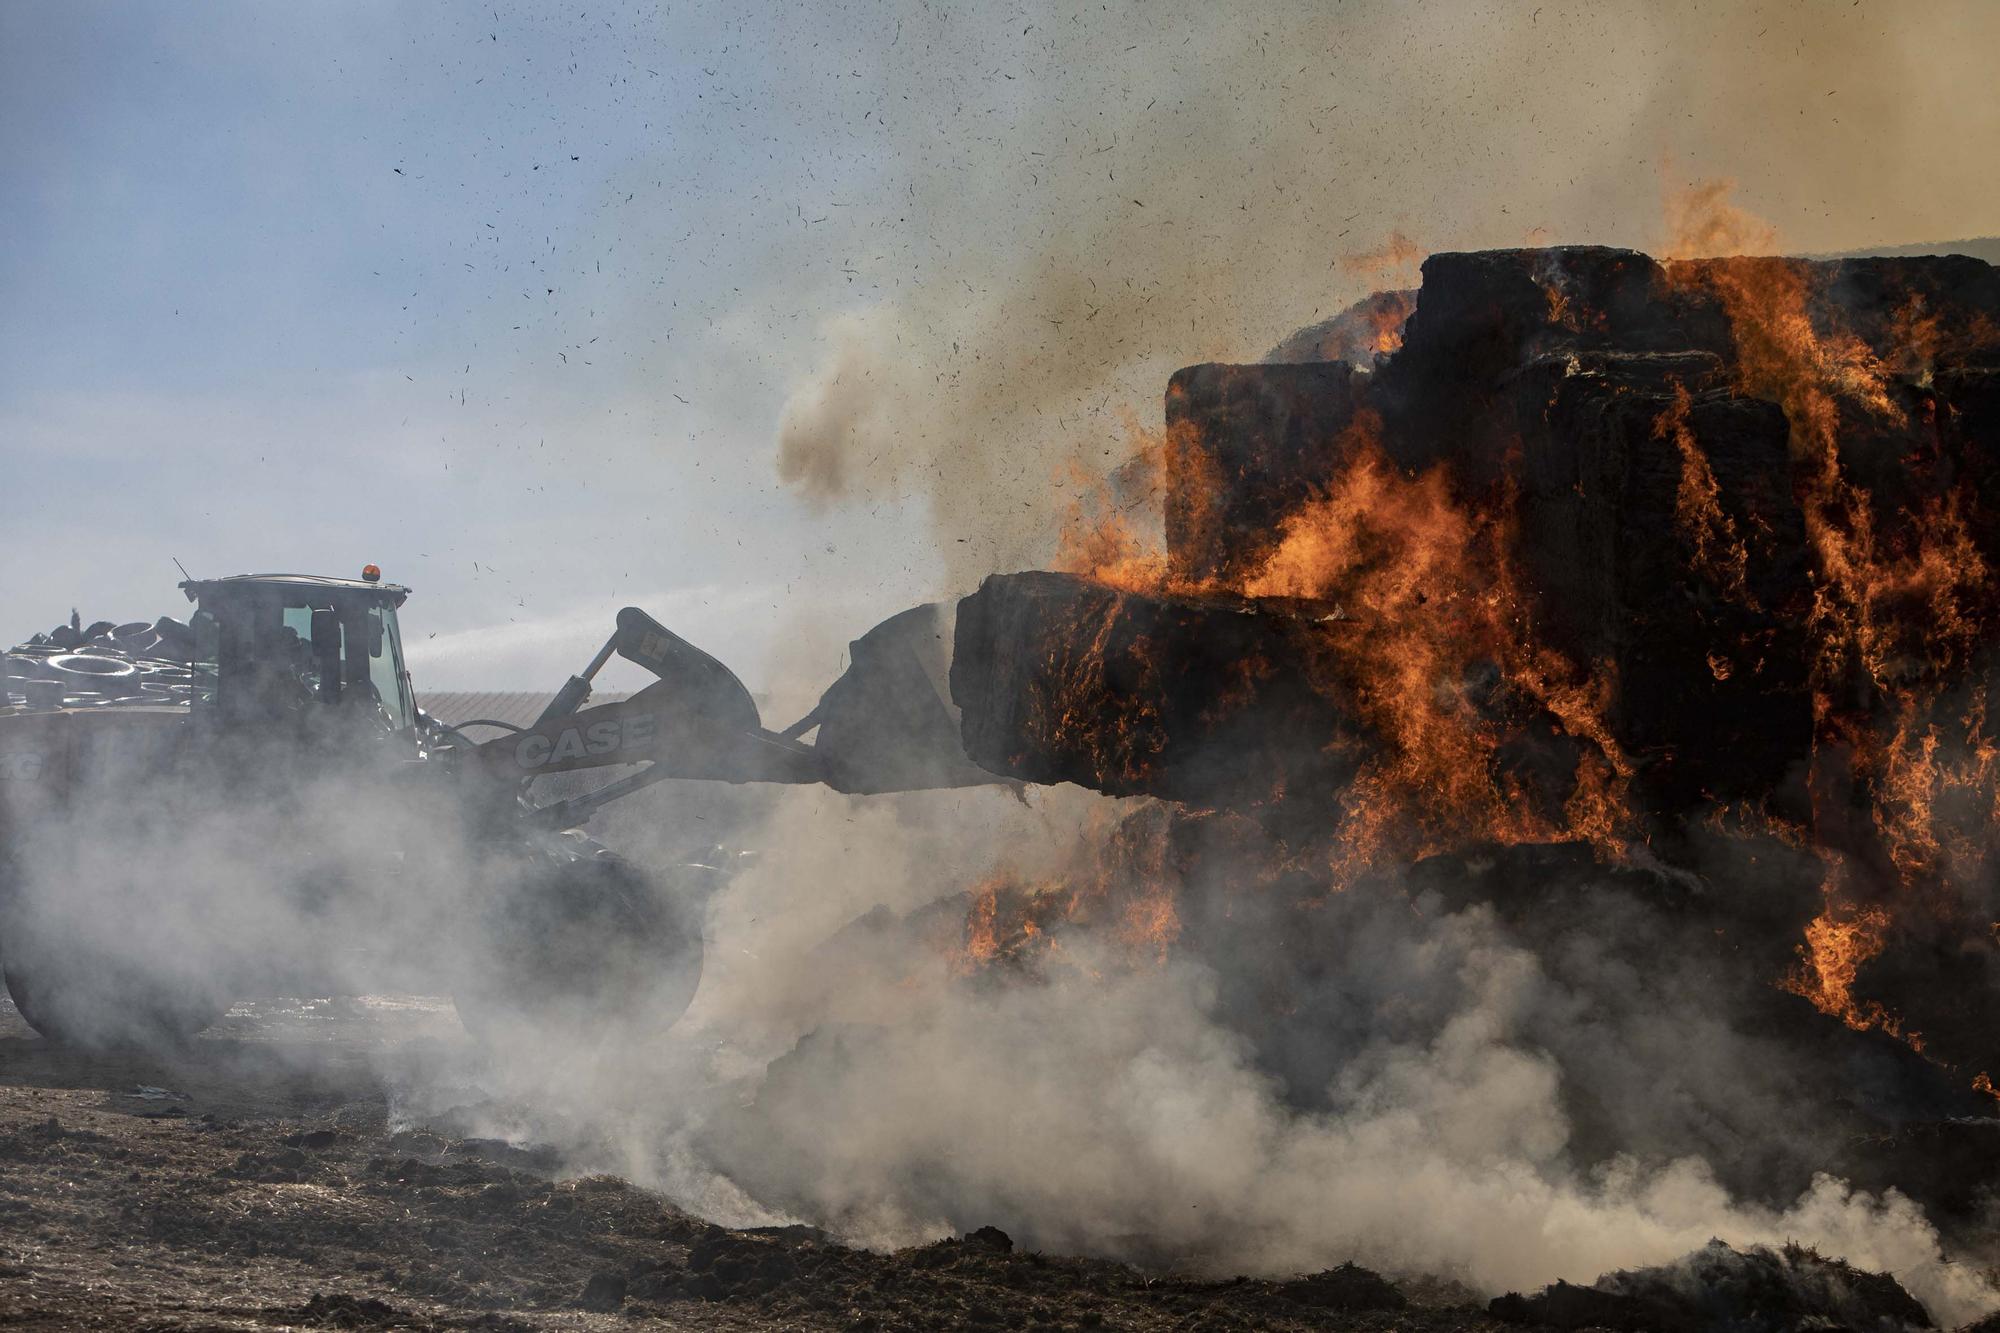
top-left (0, 568), bottom-right (992, 1047)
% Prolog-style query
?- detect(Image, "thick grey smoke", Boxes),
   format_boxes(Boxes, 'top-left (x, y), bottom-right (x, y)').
top-left (6, 637), bottom-right (1997, 1326)
top-left (771, 0), bottom-right (2000, 579)
top-left (419, 775), bottom-right (2000, 1326)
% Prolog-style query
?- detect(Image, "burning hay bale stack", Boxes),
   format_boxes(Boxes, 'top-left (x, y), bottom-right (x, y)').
top-left (4, 615), bottom-right (198, 710)
top-left (948, 243), bottom-right (2000, 1083)
top-left (1098, 246), bottom-right (2000, 825)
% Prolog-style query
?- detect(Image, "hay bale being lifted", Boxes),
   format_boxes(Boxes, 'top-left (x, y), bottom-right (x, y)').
top-left (949, 570), bottom-right (1367, 809)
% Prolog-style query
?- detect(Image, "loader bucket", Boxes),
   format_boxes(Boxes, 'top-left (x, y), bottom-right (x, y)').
top-left (807, 603), bottom-right (1002, 795)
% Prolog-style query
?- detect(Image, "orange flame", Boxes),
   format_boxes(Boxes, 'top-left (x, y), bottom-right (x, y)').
top-left (1660, 178), bottom-right (1778, 260)
top-left (1781, 897), bottom-right (1915, 1047)
top-left (1658, 383), bottom-right (1753, 605)
top-left (1664, 190), bottom-right (1993, 1059)
top-left (1240, 417), bottom-right (1630, 873)
top-left (1340, 231), bottom-right (1424, 281)
top-left (950, 806), bottom-right (1181, 977)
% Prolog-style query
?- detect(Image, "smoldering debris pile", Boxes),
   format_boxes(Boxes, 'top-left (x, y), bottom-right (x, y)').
top-left (1491, 1240), bottom-right (1935, 1333)
top-left (4, 615), bottom-right (196, 710)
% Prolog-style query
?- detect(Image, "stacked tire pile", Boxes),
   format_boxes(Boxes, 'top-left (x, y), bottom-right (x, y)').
top-left (3, 617), bottom-right (197, 711)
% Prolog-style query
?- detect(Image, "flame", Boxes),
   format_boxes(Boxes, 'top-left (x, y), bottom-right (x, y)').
top-left (1658, 383), bottom-right (1753, 605)
top-left (1365, 292), bottom-right (1415, 357)
top-left (1660, 177), bottom-right (1779, 260)
top-left (1666, 251), bottom-right (1986, 706)
top-left (1053, 414), bottom-right (1179, 594)
top-left (948, 869), bottom-right (1073, 977)
top-left (1052, 498), bottom-right (1167, 596)
top-left (1339, 230), bottom-right (1424, 281)
top-left (956, 874), bottom-right (1005, 973)
top-left (950, 805), bottom-right (1181, 976)
top-left (1241, 416), bottom-right (1630, 872)
top-left (1051, 395), bottom-right (1633, 885)
top-left (1782, 897), bottom-right (1916, 1046)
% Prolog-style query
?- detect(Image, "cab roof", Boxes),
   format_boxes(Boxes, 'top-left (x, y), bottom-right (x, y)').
top-left (180, 573), bottom-right (411, 606)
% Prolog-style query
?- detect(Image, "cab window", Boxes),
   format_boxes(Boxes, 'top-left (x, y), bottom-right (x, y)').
top-left (204, 592), bottom-right (412, 733)
top-left (366, 606), bottom-right (413, 730)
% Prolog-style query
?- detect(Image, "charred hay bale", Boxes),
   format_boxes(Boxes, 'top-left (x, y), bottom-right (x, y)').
top-left (1510, 353), bottom-right (1815, 815)
top-left (1817, 255), bottom-right (2000, 362)
top-left (1671, 253), bottom-right (2000, 372)
top-left (1373, 246), bottom-right (1733, 475)
top-left (1937, 365), bottom-right (2000, 564)
top-left (950, 571), bottom-right (1367, 808)
top-left (1163, 361), bottom-right (1365, 586)
top-left (1381, 250), bottom-right (2000, 432)
top-left (1397, 246), bottom-right (1716, 361)
top-left (1263, 288), bottom-right (1417, 365)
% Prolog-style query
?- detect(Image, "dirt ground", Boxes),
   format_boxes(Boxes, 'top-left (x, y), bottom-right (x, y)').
top-left (0, 994), bottom-right (1515, 1333)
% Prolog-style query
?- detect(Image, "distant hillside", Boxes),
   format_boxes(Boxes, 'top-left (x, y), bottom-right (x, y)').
top-left (1828, 237), bottom-right (2000, 264)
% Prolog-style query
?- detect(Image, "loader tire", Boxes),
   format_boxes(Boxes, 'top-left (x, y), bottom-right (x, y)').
top-left (1, 930), bottom-right (229, 1048)
top-left (0, 840), bottom-right (228, 1048)
top-left (454, 851), bottom-right (703, 1045)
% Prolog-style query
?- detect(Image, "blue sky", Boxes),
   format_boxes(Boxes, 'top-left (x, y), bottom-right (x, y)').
top-left (5, 1), bottom-right (1996, 698)
top-left (2, 1), bottom-right (943, 697)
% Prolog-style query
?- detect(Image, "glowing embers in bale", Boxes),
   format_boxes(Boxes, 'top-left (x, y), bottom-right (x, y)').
top-left (948, 805), bottom-right (1181, 977)
top-left (1664, 252), bottom-right (2000, 1059)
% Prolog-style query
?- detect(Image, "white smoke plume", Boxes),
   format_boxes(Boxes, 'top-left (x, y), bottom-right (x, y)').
top-left (6, 623), bottom-right (1997, 1327)
top-left (446, 779), bottom-right (2000, 1327)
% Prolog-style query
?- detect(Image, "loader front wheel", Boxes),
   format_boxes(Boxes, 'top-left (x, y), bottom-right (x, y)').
top-left (454, 850), bottom-right (703, 1045)
top-left (1, 932), bottom-right (229, 1048)
top-left (0, 841), bottom-right (230, 1049)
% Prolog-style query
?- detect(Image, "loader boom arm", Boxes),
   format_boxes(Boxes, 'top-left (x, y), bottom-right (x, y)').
top-left (471, 684), bottom-right (823, 785)
top-left (460, 603), bottom-right (1003, 828)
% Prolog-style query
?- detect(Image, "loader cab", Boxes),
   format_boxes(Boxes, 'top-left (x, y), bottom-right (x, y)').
top-left (179, 573), bottom-right (417, 741)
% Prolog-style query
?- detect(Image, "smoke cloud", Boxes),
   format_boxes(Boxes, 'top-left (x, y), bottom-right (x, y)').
top-left (8, 623), bottom-right (1998, 1325)
top-left (770, 0), bottom-right (2000, 580)
top-left (499, 782), bottom-right (2000, 1327)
